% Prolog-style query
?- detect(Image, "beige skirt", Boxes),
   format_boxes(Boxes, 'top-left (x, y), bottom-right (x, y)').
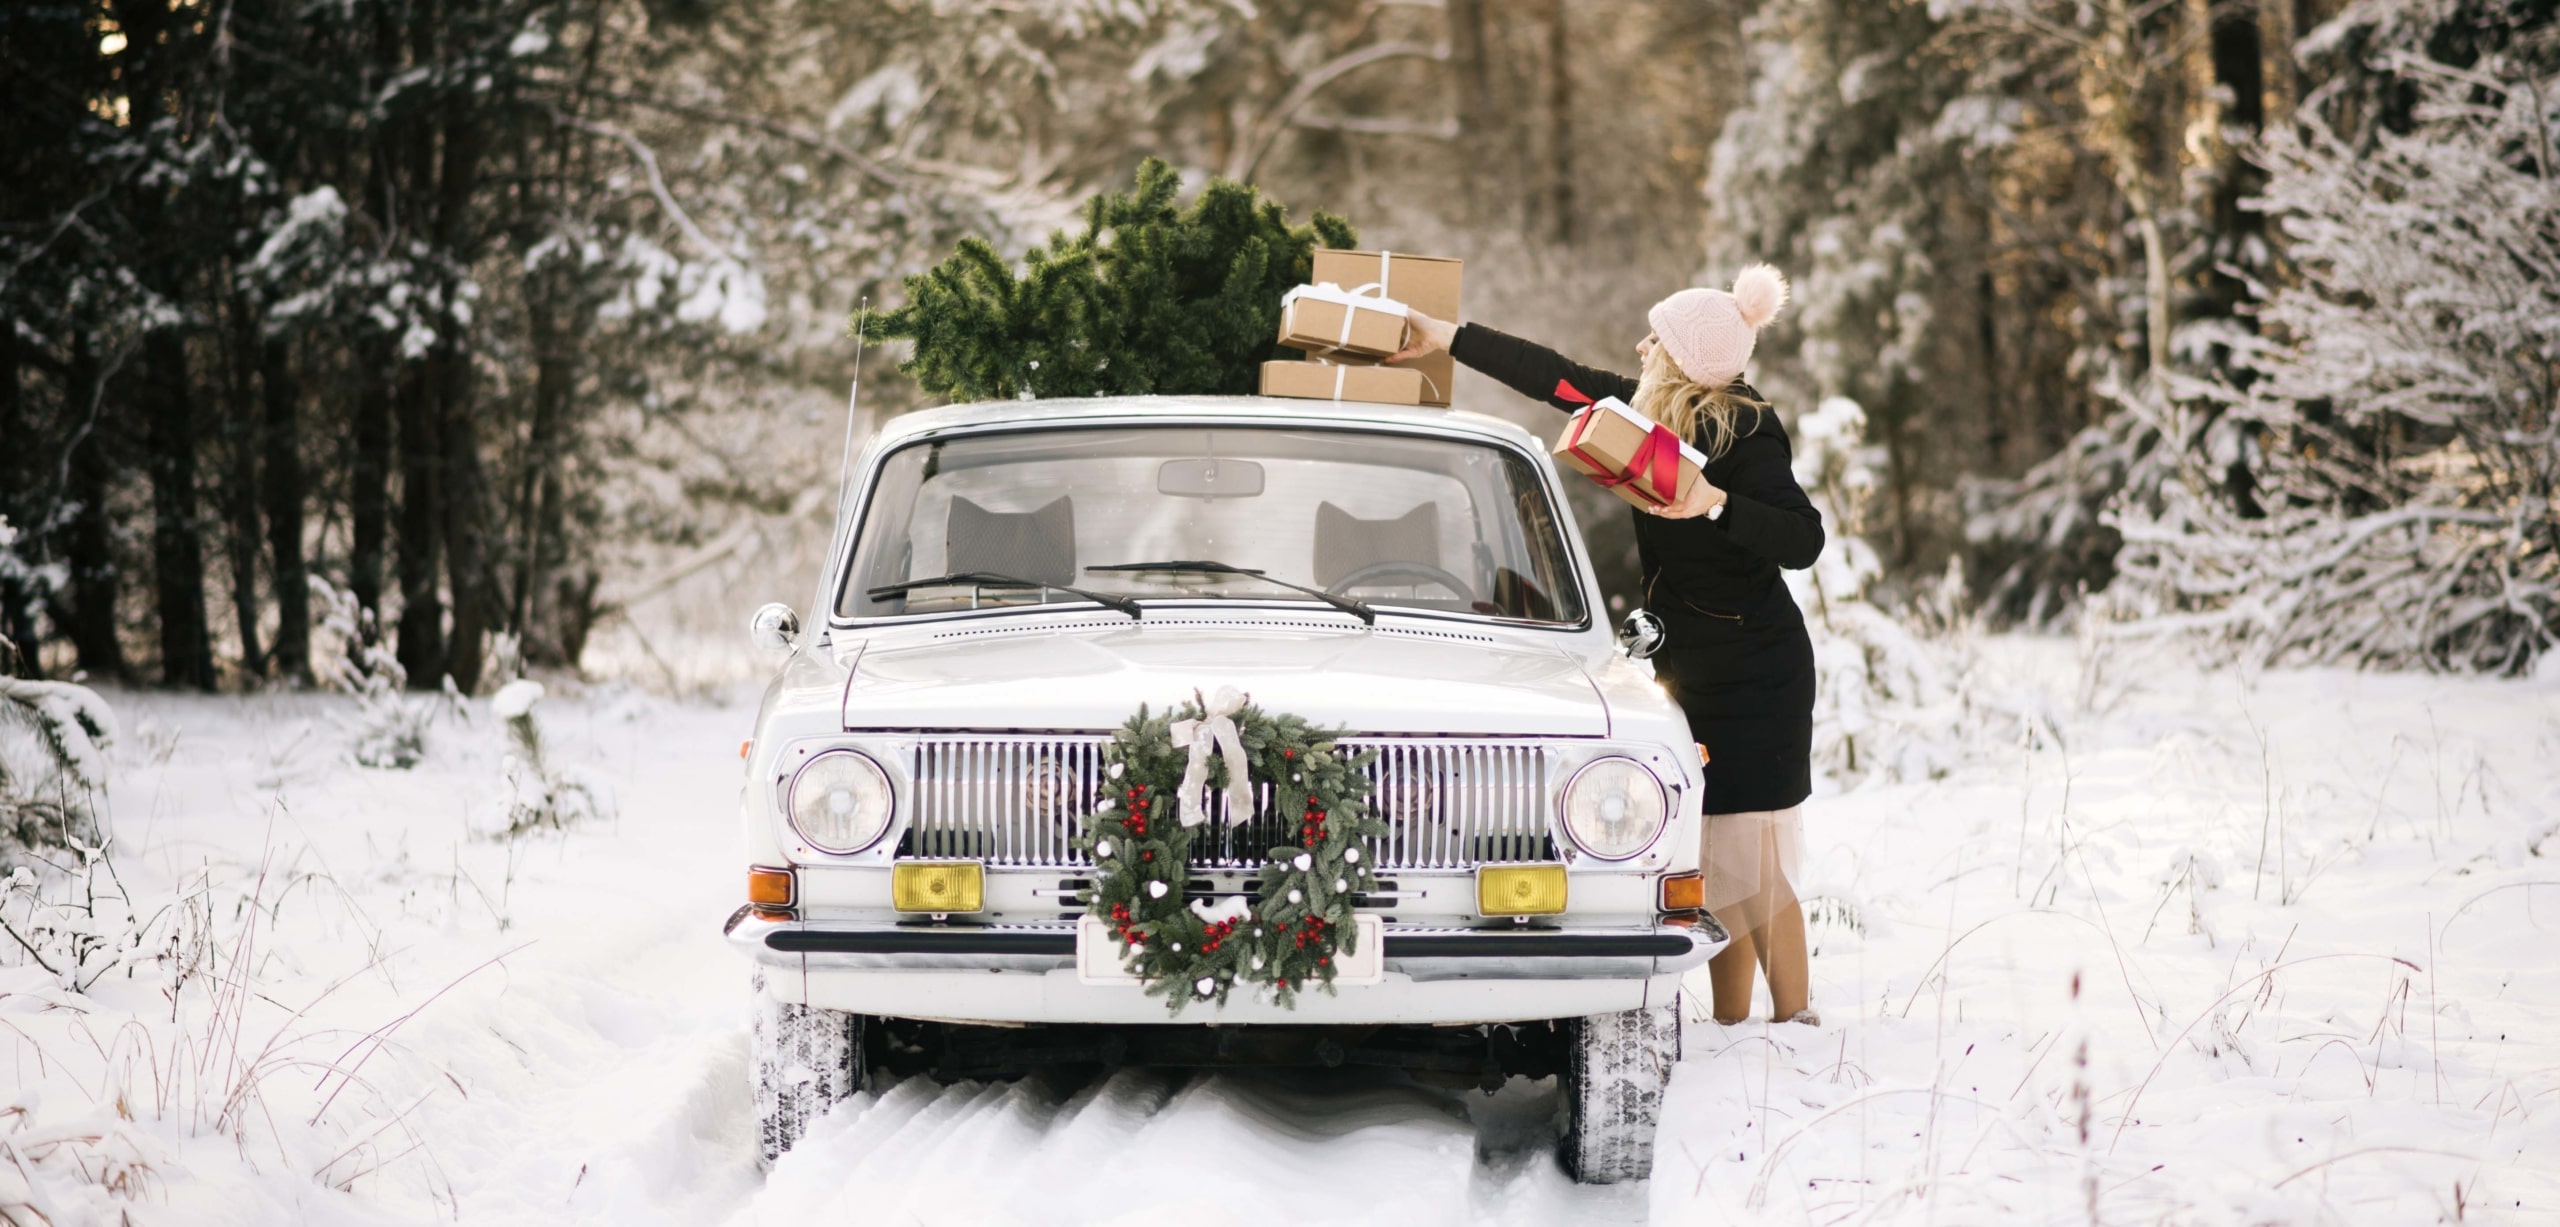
top-left (1699, 805), bottom-right (1805, 914)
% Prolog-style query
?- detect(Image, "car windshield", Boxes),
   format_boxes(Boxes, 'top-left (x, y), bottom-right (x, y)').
top-left (837, 424), bottom-right (1585, 625)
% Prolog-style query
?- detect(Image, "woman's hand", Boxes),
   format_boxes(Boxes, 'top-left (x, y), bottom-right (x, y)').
top-left (1386, 309), bottom-right (1457, 364)
top-left (1642, 476), bottom-right (1730, 521)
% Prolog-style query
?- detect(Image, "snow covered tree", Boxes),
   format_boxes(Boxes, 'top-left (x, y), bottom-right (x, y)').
top-left (1781, 399), bottom-right (1980, 785)
top-left (1702, 0), bottom-right (2002, 568)
top-left (875, 158), bottom-right (1356, 402)
top-left (2103, 17), bottom-right (2560, 673)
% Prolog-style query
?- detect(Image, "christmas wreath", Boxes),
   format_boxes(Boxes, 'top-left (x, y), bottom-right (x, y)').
top-left (1079, 688), bottom-right (1384, 1013)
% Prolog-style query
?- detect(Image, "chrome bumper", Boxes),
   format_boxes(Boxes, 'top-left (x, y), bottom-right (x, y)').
top-left (726, 910), bottom-right (1726, 1025)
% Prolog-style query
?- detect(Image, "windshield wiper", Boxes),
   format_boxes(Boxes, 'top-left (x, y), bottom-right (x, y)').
top-left (867, 571), bottom-right (1142, 620)
top-left (1087, 560), bottom-right (1375, 625)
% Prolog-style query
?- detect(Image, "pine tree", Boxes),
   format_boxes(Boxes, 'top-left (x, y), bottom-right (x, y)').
top-left (873, 158), bottom-right (1356, 403)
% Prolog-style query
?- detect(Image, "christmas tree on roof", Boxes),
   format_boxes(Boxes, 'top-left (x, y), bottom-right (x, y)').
top-left (870, 158), bottom-right (1355, 402)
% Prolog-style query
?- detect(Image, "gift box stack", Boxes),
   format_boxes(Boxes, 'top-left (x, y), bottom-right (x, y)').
top-left (1259, 249), bottom-right (1462, 407)
top-left (1552, 396), bottom-right (1708, 510)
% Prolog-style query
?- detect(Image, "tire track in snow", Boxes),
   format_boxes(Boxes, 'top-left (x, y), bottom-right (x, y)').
top-left (737, 1069), bottom-right (1639, 1227)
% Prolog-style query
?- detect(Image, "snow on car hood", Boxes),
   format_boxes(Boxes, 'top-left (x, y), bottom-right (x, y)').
top-left (839, 618), bottom-right (1608, 736)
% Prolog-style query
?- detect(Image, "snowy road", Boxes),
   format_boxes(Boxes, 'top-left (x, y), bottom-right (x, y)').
top-left (10, 639), bottom-right (2557, 1224)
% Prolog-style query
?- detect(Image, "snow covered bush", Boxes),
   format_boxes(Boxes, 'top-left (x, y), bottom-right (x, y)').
top-left (0, 516), bottom-right (57, 679)
top-left (485, 680), bottom-right (610, 838)
top-left (0, 846), bottom-right (180, 996)
top-left (2104, 27), bottom-right (2560, 674)
top-left (310, 578), bottom-right (432, 768)
top-left (0, 675), bottom-right (117, 853)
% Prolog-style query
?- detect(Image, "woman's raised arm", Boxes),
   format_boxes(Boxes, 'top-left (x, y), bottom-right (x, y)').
top-left (1393, 311), bottom-right (1640, 412)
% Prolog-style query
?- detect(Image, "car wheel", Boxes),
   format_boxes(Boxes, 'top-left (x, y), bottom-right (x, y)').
top-left (1560, 1002), bottom-right (1679, 1183)
top-left (751, 968), bottom-right (869, 1167)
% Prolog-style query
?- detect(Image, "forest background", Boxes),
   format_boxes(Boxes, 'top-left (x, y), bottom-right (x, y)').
top-left (3, 0), bottom-right (2553, 694)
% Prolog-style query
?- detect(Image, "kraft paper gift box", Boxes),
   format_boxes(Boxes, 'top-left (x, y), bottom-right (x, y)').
top-left (1307, 249), bottom-right (1461, 406)
top-left (1276, 284), bottom-right (1411, 360)
top-left (1551, 398), bottom-right (1707, 509)
top-left (1258, 359), bottom-right (1426, 406)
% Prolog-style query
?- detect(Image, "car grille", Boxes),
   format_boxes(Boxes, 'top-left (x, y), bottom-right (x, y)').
top-left (900, 735), bottom-right (1557, 871)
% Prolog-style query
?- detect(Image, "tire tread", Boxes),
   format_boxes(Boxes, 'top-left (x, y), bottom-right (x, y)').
top-left (1562, 1002), bottom-right (1679, 1183)
top-left (750, 968), bottom-right (866, 1166)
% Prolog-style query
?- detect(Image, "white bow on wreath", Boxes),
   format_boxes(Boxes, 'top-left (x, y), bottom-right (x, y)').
top-left (1168, 686), bottom-right (1255, 828)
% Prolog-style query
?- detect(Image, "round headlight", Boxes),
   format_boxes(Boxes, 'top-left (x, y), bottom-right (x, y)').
top-left (1560, 756), bottom-right (1667, 861)
top-left (787, 749), bottom-right (894, 853)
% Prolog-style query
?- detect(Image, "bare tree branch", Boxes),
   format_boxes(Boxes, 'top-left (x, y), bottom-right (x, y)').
top-left (1227, 40), bottom-right (1453, 182)
top-left (1290, 112), bottom-right (1460, 138)
top-left (578, 87), bottom-right (909, 192)
top-left (554, 112), bottom-right (720, 258)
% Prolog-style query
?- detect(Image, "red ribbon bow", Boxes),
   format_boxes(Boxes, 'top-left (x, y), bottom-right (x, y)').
top-left (1561, 410), bottom-right (1683, 507)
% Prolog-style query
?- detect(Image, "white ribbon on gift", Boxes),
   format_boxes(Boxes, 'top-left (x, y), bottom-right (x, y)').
top-left (1589, 396), bottom-right (1711, 469)
top-left (1305, 354), bottom-right (1444, 403)
top-left (1280, 281), bottom-right (1410, 353)
top-left (1169, 686), bottom-right (1255, 828)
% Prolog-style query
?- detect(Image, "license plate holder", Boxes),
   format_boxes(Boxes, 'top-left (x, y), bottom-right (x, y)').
top-left (1075, 914), bottom-right (1385, 987)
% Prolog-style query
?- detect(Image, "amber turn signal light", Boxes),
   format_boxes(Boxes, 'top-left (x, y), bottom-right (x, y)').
top-left (1659, 871), bottom-right (1704, 914)
top-left (892, 861), bottom-right (984, 913)
top-left (1476, 864), bottom-right (1568, 916)
top-left (747, 865), bottom-right (795, 908)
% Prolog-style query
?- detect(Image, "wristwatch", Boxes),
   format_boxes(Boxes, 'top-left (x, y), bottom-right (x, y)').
top-left (1705, 497), bottom-right (1727, 522)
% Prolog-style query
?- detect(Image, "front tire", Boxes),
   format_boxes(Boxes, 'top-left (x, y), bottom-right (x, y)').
top-left (1561, 1003), bottom-right (1679, 1183)
top-left (751, 968), bottom-right (869, 1166)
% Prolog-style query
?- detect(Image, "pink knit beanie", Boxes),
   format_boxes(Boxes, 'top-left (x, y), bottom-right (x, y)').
top-left (1647, 264), bottom-right (1789, 388)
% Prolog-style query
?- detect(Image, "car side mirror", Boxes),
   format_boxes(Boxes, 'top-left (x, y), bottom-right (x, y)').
top-left (749, 603), bottom-right (801, 655)
top-left (1616, 609), bottom-right (1664, 660)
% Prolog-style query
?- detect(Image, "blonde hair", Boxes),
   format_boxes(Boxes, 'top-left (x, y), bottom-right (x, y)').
top-left (1632, 343), bottom-right (1763, 461)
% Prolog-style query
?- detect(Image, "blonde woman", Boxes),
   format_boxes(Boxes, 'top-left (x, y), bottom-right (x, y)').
top-left (1391, 266), bottom-right (1822, 1026)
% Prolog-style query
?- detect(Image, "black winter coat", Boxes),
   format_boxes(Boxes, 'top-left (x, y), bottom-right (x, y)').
top-left (1449, 323), bottom-right (1824, 814)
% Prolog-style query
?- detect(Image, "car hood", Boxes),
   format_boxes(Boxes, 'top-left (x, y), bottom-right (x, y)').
top-left (839, 620), bottom-right (1609, 737)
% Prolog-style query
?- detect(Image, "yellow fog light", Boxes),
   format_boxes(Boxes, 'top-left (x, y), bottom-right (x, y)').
top-left (892, 861), bottom-right (984, 913)
top-left (1476, 864), bottom-right (1567, 917)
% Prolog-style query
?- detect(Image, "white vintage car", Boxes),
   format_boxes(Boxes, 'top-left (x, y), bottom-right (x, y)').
top-left (729, 394), bottom-right (1725, 1182)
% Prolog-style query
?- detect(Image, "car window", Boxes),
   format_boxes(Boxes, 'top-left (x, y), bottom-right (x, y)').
top-left (836, 425), bottom-right (1586, 626)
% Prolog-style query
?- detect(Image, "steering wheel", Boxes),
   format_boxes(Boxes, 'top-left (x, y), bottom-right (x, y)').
top-left (1325, 560), bottom-right (1477, 602)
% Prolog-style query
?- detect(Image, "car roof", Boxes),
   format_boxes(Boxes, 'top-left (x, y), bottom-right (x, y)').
top-left (872, 395), bottom-right (1545, 453)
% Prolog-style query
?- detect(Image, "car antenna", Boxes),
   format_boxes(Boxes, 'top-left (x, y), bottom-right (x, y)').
top-left (836, 296), bottom-right (869, 524)
top-left (822, 297), bottom-right (871, 646)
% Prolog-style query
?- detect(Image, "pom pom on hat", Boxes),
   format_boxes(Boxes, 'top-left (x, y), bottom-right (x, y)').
top-left (1647, 263), bottom-right (1790, 388)
top-left (1730, 263), bottom-right (1788, 330)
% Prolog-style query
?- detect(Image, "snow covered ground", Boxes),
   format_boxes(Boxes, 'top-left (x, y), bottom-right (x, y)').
top-left (4, 637), bottom-right (2555, 1225)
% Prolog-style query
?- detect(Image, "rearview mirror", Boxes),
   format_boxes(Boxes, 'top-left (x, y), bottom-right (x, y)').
top-left (1157, 458), bottom-right (1265, 499)
top-left (749, 603), bottom-right (800, 655)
